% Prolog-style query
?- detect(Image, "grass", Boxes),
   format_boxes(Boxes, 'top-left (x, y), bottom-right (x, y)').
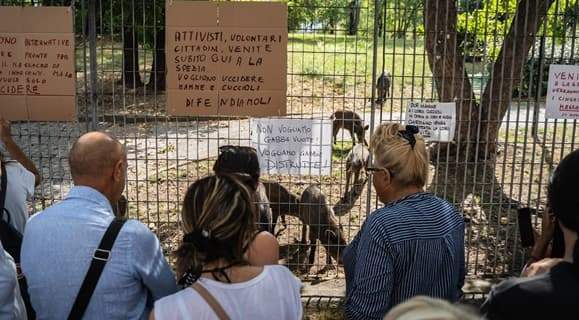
top-left (75, 34), bottom-right (503, 115)
top-left (76, 35), bottom-right (442, 112)
top-left (331, 140), bottom-right (353, 162)
top-left (288, 34), bottom-right (435, 107)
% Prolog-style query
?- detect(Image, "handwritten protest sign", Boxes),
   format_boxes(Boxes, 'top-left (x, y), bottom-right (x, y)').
top-left (0, 7), bottom-right (75, 121)
top-left (166, 1), bottom-right (287, 117)
top-left (546, 64), bottom-right (579, 119)
top-left (406, 101), bottom-right (456, 142)
top-left (250, 118), bottom-right (332, 176)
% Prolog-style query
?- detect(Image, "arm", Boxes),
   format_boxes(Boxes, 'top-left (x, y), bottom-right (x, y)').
top-left (532, 206), bottom-right (556, 260)
top-left (0, 117), bottom-right (40, 186)
top-left (132, 224), bottom-right (178, 300)
top-left (245, 231), bottom-right (279, 266)
top-left (344, 225), bottom-right (393, 320)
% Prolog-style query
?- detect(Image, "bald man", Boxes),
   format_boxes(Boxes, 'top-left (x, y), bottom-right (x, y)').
top-left (21, 132), bottom-right (177, 320)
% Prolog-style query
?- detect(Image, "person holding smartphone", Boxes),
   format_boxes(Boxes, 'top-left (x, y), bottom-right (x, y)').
top-left (481, 149), bottom-right (579, 319)
top-left (520, 205), bottom-right (565, 277)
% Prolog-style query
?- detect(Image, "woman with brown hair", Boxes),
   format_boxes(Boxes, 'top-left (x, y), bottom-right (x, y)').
top-left (150, 174), bottom-right (302, 320)
top-left (343, 123), bottom-right (465, 320)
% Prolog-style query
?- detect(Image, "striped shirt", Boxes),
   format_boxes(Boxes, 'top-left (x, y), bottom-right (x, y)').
top-left (343, 192), bottom-right (465, 320)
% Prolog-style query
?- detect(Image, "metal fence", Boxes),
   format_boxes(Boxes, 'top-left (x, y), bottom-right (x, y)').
top-left (2, 0), bottom-right (578, 301)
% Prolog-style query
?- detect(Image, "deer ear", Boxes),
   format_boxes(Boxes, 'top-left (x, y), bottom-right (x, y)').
top-left (364, 124), bottom-right (369, 130)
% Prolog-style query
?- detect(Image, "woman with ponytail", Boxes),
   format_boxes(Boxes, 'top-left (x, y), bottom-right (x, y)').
top-left (343, 123), bottom-right (465, 319)
top-left (481, 149), bottom-right (579, 319)
top-left (150, 174), bottom-right (302, 320)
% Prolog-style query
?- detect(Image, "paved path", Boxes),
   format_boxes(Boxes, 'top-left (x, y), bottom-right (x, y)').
top-left (9, 101), bottom-right (565, 201)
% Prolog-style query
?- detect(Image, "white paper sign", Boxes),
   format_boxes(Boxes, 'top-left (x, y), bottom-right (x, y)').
top-left (546, 64), bottom-right (579, 119)
top-left (406, 102), bottom-right (456, 142)
top-left (250, 118), bottom-right (333, 175)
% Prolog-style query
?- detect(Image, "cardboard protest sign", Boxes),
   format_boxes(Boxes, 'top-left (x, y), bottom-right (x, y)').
top-left (250, 118), bottom-right (332, 176)
top-left (546, 64), bottom-right (579, 119)
top-left (406, 101), bottom-right (456, 142)
top-left (166, 1), bottom-right (287, 117)
top-left (0, 6), bottom-right (75, 121)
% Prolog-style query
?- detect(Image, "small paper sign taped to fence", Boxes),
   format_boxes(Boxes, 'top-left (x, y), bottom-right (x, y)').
top-left (166, 1), bottom-right (287, 117)
top-left (0, 7), bottom-right (75, 121)
top-left (546, 64), bottom-right (579, 119)
top-left (250, 118), bottom-right (333, 176)
top-left (406, 101), bottom-right (456, 142)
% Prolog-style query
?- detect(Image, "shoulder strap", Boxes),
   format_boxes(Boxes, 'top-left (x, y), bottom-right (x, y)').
top-left (192, 282), bottom-right (231, 320)
top-left (67, 217), bottom-right (127, 320)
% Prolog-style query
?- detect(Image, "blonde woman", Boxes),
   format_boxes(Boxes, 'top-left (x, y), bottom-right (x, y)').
top-left (150, 174), bottom-right (302, 320)
top-left (343, 124), bottom-right (465, 320)
top-left (384, 296), bottom-right (478, 320)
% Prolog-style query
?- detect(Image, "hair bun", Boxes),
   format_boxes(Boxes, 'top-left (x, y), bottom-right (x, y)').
top-left (406, 125), bottom-right (419, 134)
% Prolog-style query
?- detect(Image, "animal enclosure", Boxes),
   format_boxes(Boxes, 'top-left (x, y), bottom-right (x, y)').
top-left (2, 0), bottom-right (578, 307)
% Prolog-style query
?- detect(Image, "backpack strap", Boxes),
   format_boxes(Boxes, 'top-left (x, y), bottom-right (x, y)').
top-left (192, 282), bottom-right (231, 320)
top-left (67, 217), bottom-right (127, 320)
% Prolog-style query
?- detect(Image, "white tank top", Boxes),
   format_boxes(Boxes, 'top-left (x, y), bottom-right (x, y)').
top-left (154, 265), bottom-right (303, 320)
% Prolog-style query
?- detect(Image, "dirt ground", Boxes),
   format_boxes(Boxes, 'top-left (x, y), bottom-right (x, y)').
top-left (20, 55), bottom-right (575, 311)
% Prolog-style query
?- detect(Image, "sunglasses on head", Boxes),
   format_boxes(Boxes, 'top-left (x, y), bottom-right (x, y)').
top-left (218, 145), bottom-right (257, 154)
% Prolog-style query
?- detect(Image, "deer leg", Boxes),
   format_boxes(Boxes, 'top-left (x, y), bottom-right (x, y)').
top-left (345, 169), bottom-right (352, 197)
top-left (307, 231), bottom-right (317, 268)
top-left (350, 128), bottom-right (356, 145)
top-left (300, 221), bottom-right (308, 244)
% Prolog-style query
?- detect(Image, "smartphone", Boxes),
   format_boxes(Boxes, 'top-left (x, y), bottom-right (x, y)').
top-left (518, 207), bottom-right (536, 247)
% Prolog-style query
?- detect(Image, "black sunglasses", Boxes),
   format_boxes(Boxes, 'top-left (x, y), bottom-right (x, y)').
top-left (366, 166), bottom-right (395, 178)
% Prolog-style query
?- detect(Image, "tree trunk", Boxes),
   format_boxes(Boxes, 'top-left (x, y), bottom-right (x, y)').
top-left (147, 28), bottom-right (166, 91)
top-left (122, 29), bottom-right (144, 89)
top-left (348, 0), bottom-right (361, 36)
top-left (478, 0), bottom-right (555, 158)
top-left (425, 0), bottom-right (554, 162)
top-left (424, 0), bottom-right (478, 162)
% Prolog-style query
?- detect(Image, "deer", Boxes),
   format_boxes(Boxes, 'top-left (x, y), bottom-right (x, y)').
top-left (261, 181), bottom-right (300, 238)
top-left (331, 110), bottom-right (369, 146)
top-left (376, 71), bottom-right (391, 105)
top-left (345, 143), bottom-right (370, 197)
top-left (299, 185), bottom-right (346, 270)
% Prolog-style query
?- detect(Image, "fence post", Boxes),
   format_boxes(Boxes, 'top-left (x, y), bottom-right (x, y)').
top-left (88, 0), bottom-right (98, 131)
top-left (366, 0), bottom-right (382, 214)
top-left (532, 34), bottom-right (545, 139)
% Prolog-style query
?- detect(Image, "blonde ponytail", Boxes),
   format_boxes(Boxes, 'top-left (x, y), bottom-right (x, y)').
top-left (369, 123), bottom-right (429, 187)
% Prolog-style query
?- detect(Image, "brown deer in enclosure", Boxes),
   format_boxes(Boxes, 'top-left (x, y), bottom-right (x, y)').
top-left (262, 181), bottom-right (300, 238)
top-left (299, 185), bottom-right (346, 270)
top-left (331, 110), bottom-right (369, 146)
top-left (345, 143), bottom-right (370, 197)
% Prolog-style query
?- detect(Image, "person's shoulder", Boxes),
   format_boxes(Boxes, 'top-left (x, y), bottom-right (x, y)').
top-left (155, 288), bottom-right (190, 305)
top-left (122, 219), bottom-right (158, 241)
top-left (265, 265), bottom-right (301, 284)
top-left (4, 161), bottom-right (33, 179)
top-left (488, 273), bottom-right (552, 304)
top-left (154, 288), bottom-right (196, 318)
top-left (25, 205), bottom-right (55, 228)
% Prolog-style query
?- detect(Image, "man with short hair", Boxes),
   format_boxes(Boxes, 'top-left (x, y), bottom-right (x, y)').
top-left (21, 132), bottom-right (177, 320)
